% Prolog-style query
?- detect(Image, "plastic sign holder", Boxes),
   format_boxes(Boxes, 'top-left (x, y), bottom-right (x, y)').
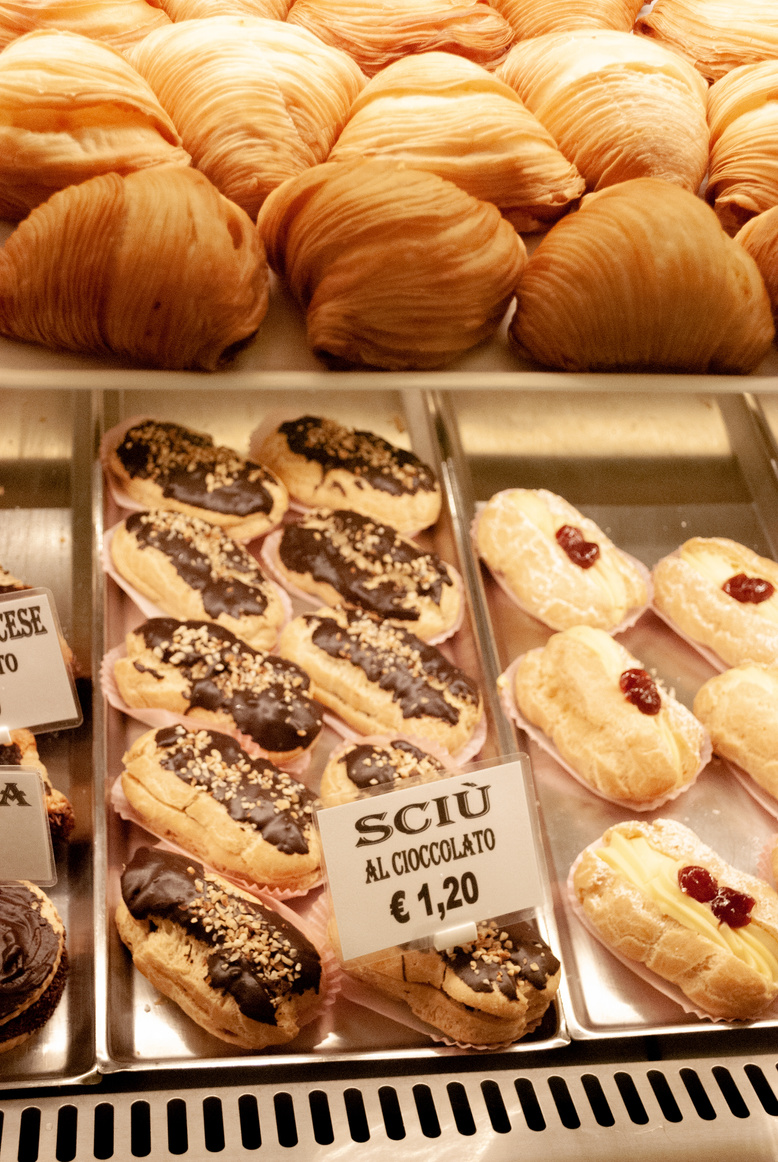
top-left (314, 752), bottom-right (545, 965)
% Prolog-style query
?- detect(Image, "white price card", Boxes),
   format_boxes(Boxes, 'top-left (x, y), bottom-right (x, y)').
top-left (316, 757), bottom-right (544, 963)
top-left (0, 588), bottom-right (81, 733)
top-left (0, 767), bottom-right (56, 885)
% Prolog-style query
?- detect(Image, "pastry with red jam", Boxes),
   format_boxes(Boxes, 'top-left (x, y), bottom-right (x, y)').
top-left (505, 626), bottom-right (709, 806)
top-left (653, 536), bottom-right (778, 668)
top-left (475, 488), bottom-right (649, 632)
top-left (572, 818), bottom-right (778, 1021)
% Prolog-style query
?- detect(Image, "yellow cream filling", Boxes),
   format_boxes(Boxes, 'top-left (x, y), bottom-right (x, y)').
top-left (681, 542), bottom-right (778, 625)
top-left (598, 833), bottom-right (778, 980)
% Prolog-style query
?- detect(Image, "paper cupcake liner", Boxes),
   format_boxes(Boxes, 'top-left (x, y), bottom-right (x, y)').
top-left (498, 656), bottom-right (711, 813)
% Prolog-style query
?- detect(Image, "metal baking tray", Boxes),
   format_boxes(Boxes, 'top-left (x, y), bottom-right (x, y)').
top-left (94, 387), bottom-right (568, 1077)
top-left (438, 387), bottom-right (778, 1040)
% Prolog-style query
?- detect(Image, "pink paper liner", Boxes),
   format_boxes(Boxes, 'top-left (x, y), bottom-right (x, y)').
top-left (566, 847), bottom-right (778, 1024)
top-left (259, 527), bottom-right (465, 646)
top-left (102, 520), bottom-right (293, 650)
top-left (110, 776), bottom-right (323, 899)
top-left (498, 656), bottom-right (712, 812)
top-left (99, 643), bottom-right (315, 777)
top-left (319, 703), bottom-right (487, 768)
top-left (470, 502), bottom-right (653, 636)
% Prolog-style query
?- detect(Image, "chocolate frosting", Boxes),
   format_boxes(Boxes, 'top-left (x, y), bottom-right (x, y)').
top-left (116, 420), bottom-right (276, 517)
top-left (153, 725), bottom-right (315, 854)
top-left (445, 920), bottom-right (560, 996)
top-left (0, 741), bottom-right (22, 766)
top-left (121, 847), bottom-right (321, 1024)
top-left (279, 416), bottom-right (437, 497)
top-left (0, 884), bottom-right (60, 1021)
top-left (342, 740), bottom-right (445, 789)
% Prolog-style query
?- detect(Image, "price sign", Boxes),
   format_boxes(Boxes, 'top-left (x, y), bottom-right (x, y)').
top-left (315, 756), bottom-right (545, 963)
top-left (0, 588), bottom-right (81, 733)
top-left (0, 767), bottom-right (55, 885)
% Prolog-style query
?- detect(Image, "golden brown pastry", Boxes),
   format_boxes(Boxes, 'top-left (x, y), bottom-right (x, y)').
top-left (0, 729), bottom-right (74, 845)
top-left (158, 0), bottom-right (290, 18)
top-left (328, 51), bottom-right (584, 232)
top-left (736, 207), bottom-right (778, 326)
top-left (475, 488), bottom-right (648, 632)
top-left (253, 416), bottom-right (442, 534)
top-left (285, 0), bottom-right (513, 77)
top-left (278, 606), bottom-right (484, 756)
top-left (0, 166), bottom-right (268, 371)
top-left (509, 626), bottom-right (708, 805)
top-left (497, 31), bottom-right (709, 195)
top-left (707, 61), bottom-right (778, 235)
top-left (121, 725), bottom-right (321, 892)
top-left (258, 159), bottom-right (526, 370)
top-left (572, 818), bottom-right (778, 1020)
top-left (334, 918), bottom-right (560, 1044)
top-left (127, 17), bottom-right (365, 220)
top-left (0, 30), bottom-right (190, 222)
top-left (635, 0), bottom-right (778, 84)
top-left (319, 736), bottom-right (448, 802)
top-left (116, 846), bottom-right (323, 1048)
top-left (0, 882), bottom-right (67, 1054)
top-left (652, 536), bottom-right (778, 668)
top-left (489, 0), bottom-right (644, 39)
top-left (693, 664), bottom-right (778, 800)
top-left (0, 0), bottom-right (171, 53)
top-left (107, 419), bottom-right (288, 541)
top-left (509, 177), bottom-right (775, 373)
top-left (109, 509), bottom-right (287, 651)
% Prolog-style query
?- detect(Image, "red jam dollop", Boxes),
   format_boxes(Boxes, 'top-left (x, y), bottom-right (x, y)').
top-left (555, 524), bottom-right (600, 569)
top-left (619, 668), bottom-right (661, 715)
top-left (722, 573), bottom-right (774, 604)
top-left (678, 864), bottom-right (755, 928)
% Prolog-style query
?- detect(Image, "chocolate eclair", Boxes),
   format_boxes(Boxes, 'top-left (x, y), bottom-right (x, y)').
top-left (113, 617), bottom-right (323, 764)
top-left (319, 737), bottom-right (449, 802)
top-left (116, 847), bottom-right (322, 1048)
top-left (263, 508), bottom-right (461, 640)
top-left (121, 725), bottom-right (322, 892)
top-left (251, 415), bottom-right (441, 534)
top-left (278, 606), bottom-right (483, 756)
top-left (107, 418), bottom-right (288, 541)
top-left (109, 508), bottom-right (287, 651)
top-left (1, 882), bottom-right (68, 1055)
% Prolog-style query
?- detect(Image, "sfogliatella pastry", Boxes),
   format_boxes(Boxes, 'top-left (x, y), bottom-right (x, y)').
top-left (1, 882), bottom-right (67, 1054)
top-left (257, 159), bottom-right (526, 371)
top-left (121, 725), bottom-right (321, 893)
top-left (509, 626), bottom-right (708, 806)
top-left (693, 664), bottom-right (778, 799)
top-left (0, 167), bottom-right (268, 371)
top-left (113, 618), bottom-right (323, 765)
top-left (319, 737), bottom-right (448, 802)
top-left (157, 0), bottom-right (290, 17)
top-left (736, 207), bottom-right (778, 327)
top-left (335, 918), bottom-right (560, 1044)
top-left (509, 178), bottom-right (775, 374)
top-left (707, 61), bottom-right (778, 236)
top-left (497, 31), bottom-right (709, 196)
top-left (116, 847), bottom-right (322, 1048)
top-left (0, 0), bottom-right (170, 53)
top-left (476, 488), bottom-right (649, 632)
top-left (109, 509), bottom-right (286, 651)
top-left (262, 509), bottom-right (460, 640)
top-left (652, 537), bottom-right (778, 668)
top-left (128, 17), bottom-right (365, 220)
top-left (572, 818), bottom-right (778, 1020)
top-left (490, 0), bottom-right (644, 38)
top-left (253, 416), bottom-right (442, 535)
top-left (0, 729), bottom-right (74, 845)
top-left (278, 606), bottom-right (483, 757)
top-left (107, 419), bottom-right (288, 541)
top-left (328, 52), bottom-right (585, 233)
top-left (635, 0), bottom-right (778, 84)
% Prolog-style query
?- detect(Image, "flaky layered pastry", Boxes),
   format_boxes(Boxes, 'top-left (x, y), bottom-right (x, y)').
top-left (707, 61), bottom-right (778, 235)
top-left (157, 0), bottom-right (290, 18)
top-left (285, 0), bottom-right (513, 77)
top-left (511, 626), bottom-right (708, 805)
top-left (0, 0), bottom-right (171, 53)
top-left (0, 29), bottom-right (190, 222)
top-left (127, 17), bottom-right (365, 219)
top-left (0, 167), bottom-right (268, 370)
top-left (635, 0), bottom-right (778, 84)
top-left (694, 664), bottom-right (778, 801)
top-left (489, 0), bottom-right (644, 39)
top-left (652, 537), bottom-right (778, 668)
top-left (573, 818), bottom-right (778, 1020)
top-left (258, 159), bottom-right (526, 370)
top-left (328, 52), bottom-right (584, 232)
top-left (497, 31), bottom-right (709, 195)
top-left (509, 177), bottom-right (775, 373)
top-left (736, 207), bottom-right (778, 327)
